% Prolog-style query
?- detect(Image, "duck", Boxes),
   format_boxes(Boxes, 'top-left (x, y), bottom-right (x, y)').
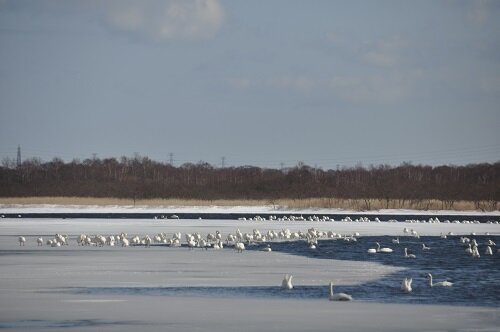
top-left (426, 273), bottom-right (453, 287)
top-left (328, 282), bottom-right (352, 301)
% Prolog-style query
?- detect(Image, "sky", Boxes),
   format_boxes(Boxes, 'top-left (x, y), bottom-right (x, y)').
top-left (0, 0), bottom-right (499, 170)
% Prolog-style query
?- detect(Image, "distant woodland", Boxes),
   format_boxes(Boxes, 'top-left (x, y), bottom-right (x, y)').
top-left (1, 157), bottom-right (499, 211)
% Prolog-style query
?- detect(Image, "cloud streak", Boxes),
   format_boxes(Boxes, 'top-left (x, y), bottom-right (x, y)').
top-left (104, 0), bottom-right (225, 41)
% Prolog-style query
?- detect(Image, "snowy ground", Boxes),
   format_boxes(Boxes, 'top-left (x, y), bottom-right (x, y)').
top-left (1, 203), bottom-right (500, 216)
top-left (1, 207), bottom-right (500, 331)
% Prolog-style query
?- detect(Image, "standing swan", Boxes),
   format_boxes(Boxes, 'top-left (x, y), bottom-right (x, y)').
top-left (401, 278), bottom-right (412, 293)
top-left (426, 273), bottom-right (453, 287)
top-left (281, 274), bottom-right (293, 290)
top-left (18, 236), bottom-right (26, 246)
top-left (328, 282), bottom-right (352, 301)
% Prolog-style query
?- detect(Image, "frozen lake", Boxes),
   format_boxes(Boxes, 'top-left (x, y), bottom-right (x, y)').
top-left (1, 214), bottom-right (500, 331)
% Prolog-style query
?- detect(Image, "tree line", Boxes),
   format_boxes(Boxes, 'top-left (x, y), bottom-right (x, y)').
top-left (1, 156), bottom-right (499, 209)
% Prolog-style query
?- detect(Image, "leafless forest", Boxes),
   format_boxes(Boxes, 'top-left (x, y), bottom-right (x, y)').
top-left (1, 157), bottom-right (499, 211)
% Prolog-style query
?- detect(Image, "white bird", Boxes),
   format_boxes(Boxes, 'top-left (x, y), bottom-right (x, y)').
top-left (426, 273), bottom-right (453, 287)
top-left (235, 242), bottom-right (245, 253)
top-left (376, 242), bottom-right (393, 253)
top-left (18, 236), bottom-right (26, 246)
top-left (485, 246), bottom-right (493, 256)
top-left (281, 274), bottom-right (293, 290)
top-left (392, 237), bottom-right (400, 244)
top-left (37, 237), bottom-right (43, 246)
top-left (260, 244), bottom-right (272, 252)
top-left (404, 248), bottom-right (416, 259)
top-left (422, 243), bottom-right (431, 251)
top-left (401, 278), bottom-right (412, 293)
top-left (328, 282), bottom-right (352, 301)
top-left (472, 246), bottom-right (480, 258)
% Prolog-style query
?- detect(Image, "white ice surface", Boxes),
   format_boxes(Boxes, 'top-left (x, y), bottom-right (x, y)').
top-left (1, 203), bottom-right (500, 216)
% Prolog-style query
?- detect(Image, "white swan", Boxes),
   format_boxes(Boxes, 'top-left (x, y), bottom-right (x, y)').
top-left (404, 248), bottom-right (416, 259)
top-left (376, 242), bottom-right (393, 253)
top-left (328, 282), bottom-right (352, 301)
top-left (260, 244), bottom-right (272, 252)
top-left (422, 243), bottom-right (431, 250)
top-left (281, 274), bottom-right (293, 290)
top-left (18, 236), bottom-right (26, 246)
top-left (37, 237), bottom-right (43, 246)
top-left (426, 273), bottom-right (453, 287)
top-left (235, 242), bottom-right (245, 253)
top-left (485, 246), bottom-right (493, 255)
top-left (392, 237), bottom-right (400, 244)
top-left (401, 277), bottom-right (412, 293)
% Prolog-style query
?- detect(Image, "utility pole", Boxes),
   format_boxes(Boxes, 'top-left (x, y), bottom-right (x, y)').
top-left (16, 145), bottom-right (21, 168)
top-left (169, 152), bottom-right (174, 166)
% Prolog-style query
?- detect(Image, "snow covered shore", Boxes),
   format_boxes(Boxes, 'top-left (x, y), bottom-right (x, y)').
top-left (1, 203), bottom-right (500, 216)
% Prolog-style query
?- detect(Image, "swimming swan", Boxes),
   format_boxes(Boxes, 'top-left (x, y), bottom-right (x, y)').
top-left (426, 273), bottom-right (453, 287)
top-left (328, 282), bottom-right (352, 301)
top-left (376, 242), bottom-right (393, 253)
top-left (404, 248), bottom-right (416, 258)
top-left (281, 274), bottom-right (293, 290)
top-left (401, 278), bottom-right (412, 293)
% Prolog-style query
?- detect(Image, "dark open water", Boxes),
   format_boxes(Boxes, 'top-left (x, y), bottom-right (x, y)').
top-left (67, 235), bottom-right (500, 307)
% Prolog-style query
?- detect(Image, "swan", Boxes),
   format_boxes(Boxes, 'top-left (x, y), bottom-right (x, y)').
top-left (281, 274), bottom-right (293, 290)
top-left (261, 244), bottom-right (272, 252)
top-left (328, 282), bottom-right (352, 301)
top-left (18, 236), bottom-right (26, 246)
top-left (37, 237), bottom-right (43, 246)
top-left (485, 246), bottom-right (493, 255)
top-left (422, 243), bottom-right (431, 250)
top-left (472, 246), bottom-right (480, 258)
top-left (392, 237), bottom-right (400, 244)
top-left (426, 273), bottom-right (453, 287)
top-left (376, 242), bottom-right (393, 253)
top-left (401, 278), bottom-right (412, 293)
top-left (235, 242), bottom-right (245, 253)
top-left (404, 248), bottom-right (416, 259)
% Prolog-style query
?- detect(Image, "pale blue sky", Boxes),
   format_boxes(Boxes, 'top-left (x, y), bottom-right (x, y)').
top-left (1, 0), bottom-right (499, 169)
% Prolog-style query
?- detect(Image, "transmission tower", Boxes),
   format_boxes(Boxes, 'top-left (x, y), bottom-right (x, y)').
top-left (221, 156), bottom-right (225, 168)
top-left (16, 145), bottom-right (21, 167)
top-left (169, 152), bottom-right (174, 165)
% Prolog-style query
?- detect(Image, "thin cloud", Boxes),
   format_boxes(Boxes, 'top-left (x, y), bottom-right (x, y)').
top-left (362, 37), bottom-right (407, 68)
top-left (104, 0), bottom-right (225, 41)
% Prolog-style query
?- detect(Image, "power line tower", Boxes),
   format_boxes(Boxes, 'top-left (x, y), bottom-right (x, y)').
top-left (221, 156), bottom-right (225, 168)
top-left (169, 152), bottom-right (174, 166)
top-left (16, 145), bottom-right (21, 168)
